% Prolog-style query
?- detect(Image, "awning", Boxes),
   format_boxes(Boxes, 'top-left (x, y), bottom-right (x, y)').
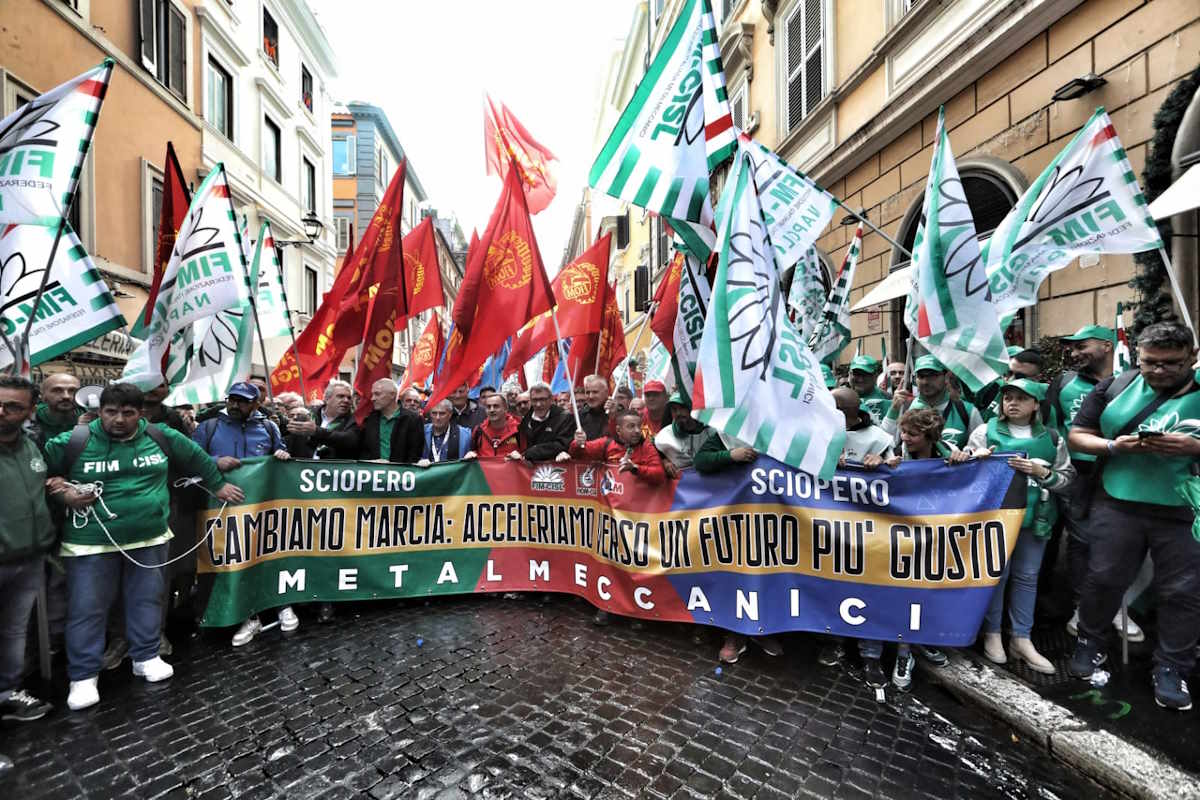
top-left (1149, 164), bottom-right (1200, 220)
top-left (850, 266), bottom-right (912, 312)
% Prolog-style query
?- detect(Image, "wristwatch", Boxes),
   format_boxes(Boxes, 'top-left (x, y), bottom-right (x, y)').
top-left (1106, 439), bottom-right (1117, 454)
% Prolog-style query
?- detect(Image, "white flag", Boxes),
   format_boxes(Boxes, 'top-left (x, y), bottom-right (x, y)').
top-left (809, 223), bottom-right (864, 364)
top-left (122, 165), bottom-right (250, 391)
top-left (672, 245), bottom-right (710, 402)
top-left (692, 144), bottom-right (845, 479)
top-left (249, 221), bottom-right (293, 339)
top-left (0, 223), bottom-right (124, 368)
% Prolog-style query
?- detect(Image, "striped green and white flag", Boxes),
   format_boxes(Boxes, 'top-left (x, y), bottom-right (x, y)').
top-left (671, 245), bottom-right (710, 402)
top-left (249, 221), bottom-right (293, 339)
top-left (123, 165), bottom-right (252, 393)
top-left (0, 223), bottom-right (124, 369)
top-left (786, 246), bottom-right (827, 343)
top-left (982, 108), bottom-right (1163, 320)
top-left (588, 0), bottom-right (733, 258)
top-left (692, 144), bottom-right (845, 479)
top-left (809, 223), bottom-right (863, 364)
top-left (0, 60), bottom-right (113, 226)
top-left (903, 108), bottom-right (1007, 392)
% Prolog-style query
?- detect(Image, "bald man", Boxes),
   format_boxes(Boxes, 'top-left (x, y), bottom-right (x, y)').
top-left (29, 373), bottom-right (81, 451)
top-left (358, 378), bottom-right (423, 462)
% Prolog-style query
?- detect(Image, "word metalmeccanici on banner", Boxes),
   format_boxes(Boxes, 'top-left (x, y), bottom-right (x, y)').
top-left (195, 456), bottom-right (1024, 646)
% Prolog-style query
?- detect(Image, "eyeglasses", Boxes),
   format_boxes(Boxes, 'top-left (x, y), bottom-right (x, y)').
top-left (0, 401), bottom-right (30, 414)
top-left (1139, 358), bottom-right (1192, 372)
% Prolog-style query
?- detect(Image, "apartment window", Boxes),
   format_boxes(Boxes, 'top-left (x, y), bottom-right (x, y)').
top-left (730, 83), bottom-right (747, 131)
top-left (303, 265), bottom-right (318, 315)
top-left (263, 117), bottom-right (281, 182)
top-left (206, 57), bottom-right (233, 139)
top-left (139, 0), bottom-right (187, 100)
top-left (335, 216), bottom-right (353, 251)
top-left (378, 149), bottom-right (389, 188)
top-left (303, 157), bottom-right (316, 213)
top-left (301, 65), bottom-right (313, 113)
top-left (332, 136), bottom-right (356, 174)
top-left (657, 219), bottom-right (669, 269)
top-left (783, 0), bottom-right (826, 132)
top-left (263, 7), bottom-right (279, 68)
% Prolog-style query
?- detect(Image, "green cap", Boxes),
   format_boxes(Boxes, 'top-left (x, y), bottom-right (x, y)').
top-left (913, 355), bottom-right (946, 374)
top-left (1062, 325), bottom-right (1116, 343)
top-left (1001, 378), bottom-right (1048, 402)
top-left (820, 363), bottom-right (836, 388)
top-left (666, 392), bottom-right (689, 410)
top-left (849, 355), bottom-right (881, 373)
top-left (1006, 345), bottom-right (1024, 357)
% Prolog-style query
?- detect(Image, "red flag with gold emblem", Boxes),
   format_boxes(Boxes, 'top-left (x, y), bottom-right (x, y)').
top-left (568, 271), bottom-right (627, 381)
top-left (649, 250), bottom-right (684, 354)
top-left (399, 310), bottom-right (443, 395)
top-left (504, 233), bottom-right (612, 376)
top-left (353, 161), bottom-right (408, 422)
top-left (402, 216), bottom-right (445, 316)
top-left (428, 164), bottom-right (554, 408)
top-left (484, 94), bottom-right (558, 215)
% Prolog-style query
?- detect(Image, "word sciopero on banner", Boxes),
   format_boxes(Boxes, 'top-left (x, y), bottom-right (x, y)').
top-left (196, 457), bottom-right (1026, 645)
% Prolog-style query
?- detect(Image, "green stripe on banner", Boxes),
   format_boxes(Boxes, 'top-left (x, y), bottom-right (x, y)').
top-left (633, 167), bottom-right (662, 208)
top-left (663, 178), bottom-right (684, 217)
top-left (1133, 193), bottom-right (1147, 207)
top-left (78, 140), bottom-right (89, 153)
top-left (89, 296), bottom-right (112, 312)
top-left (784, 427), bottom-right (813, 467)
top-left (69, 244), bottom-right (88, 261)
top-left (1112, 147), bottom-right (1127, 163)
top-left (701, 27), bottom-right (717, 45)
top-left (610, 147), bottom-right (642, 197)
top-left (83, 110), bottom-right (97, 126)
top-left (30, 318), bottom-right (124, 367)
top-left (687, 181), bottom-right (707, 223)
top-left (726, 403), bottom-right (750, 441)
top-left (707, 60), bottom-right (721, 75)
top-left (80, 268), bottom-right (100, 284)
top-left (715, 86), bottom-right (727, 103)
top-left (752, 419), bottom-right (776, 452)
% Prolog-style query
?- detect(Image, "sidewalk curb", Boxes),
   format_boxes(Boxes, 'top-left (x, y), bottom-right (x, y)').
top-left (923, 653), bottom-right (1200, 800)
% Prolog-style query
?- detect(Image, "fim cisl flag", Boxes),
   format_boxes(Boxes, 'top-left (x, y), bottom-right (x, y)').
top-left (0, 223), bottom-right (124, 369)
top-left (0, 60), bottom-right (113, 226)
top-left (249, 221), bottom-right (294, 339)
top-left (123, 165), bottom-right (251, 391)
top-left (692, 145), bottom-right (845, 480)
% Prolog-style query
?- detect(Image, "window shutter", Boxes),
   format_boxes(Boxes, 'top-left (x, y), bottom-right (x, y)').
top-left (168, 5), bottom-right (186, 99)
top-left (804, 0), bottom-right (823, 116)
top-left (786, 5), bottom-right (804, 130)
top-left (635, 265), bottom-right (650, 312)
top-left (731, 89), bottom-right (745, 131)
top-left (139, 0), bottom-right (157, 72)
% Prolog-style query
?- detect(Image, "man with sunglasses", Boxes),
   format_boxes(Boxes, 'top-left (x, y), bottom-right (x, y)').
top-left (1067, 322), bottom-right (1200, 711)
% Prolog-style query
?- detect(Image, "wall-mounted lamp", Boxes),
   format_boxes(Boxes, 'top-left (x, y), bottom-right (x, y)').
top-left (1051, 73), bottom-right (1107, 102)
top-left (276, 210), bottom-right (325, 248)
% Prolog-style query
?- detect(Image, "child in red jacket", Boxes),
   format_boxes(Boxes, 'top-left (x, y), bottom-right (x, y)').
top-left (569, 410), bottom-right (666, 484)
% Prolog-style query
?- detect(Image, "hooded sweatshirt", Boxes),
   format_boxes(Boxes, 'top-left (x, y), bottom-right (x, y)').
top-left (44, 418), bottom-right (226, 548)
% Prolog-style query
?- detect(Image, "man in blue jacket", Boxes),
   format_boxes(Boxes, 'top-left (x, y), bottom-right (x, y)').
top-left (192, 382), bottom-right (289, 468)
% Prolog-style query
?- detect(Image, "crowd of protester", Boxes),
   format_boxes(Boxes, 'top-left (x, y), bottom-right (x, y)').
top-left (1, 320), bottom-right (1198, 770)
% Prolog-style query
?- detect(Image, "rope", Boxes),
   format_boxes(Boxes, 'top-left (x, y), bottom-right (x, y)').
top-left (63, 477), bottom-right (228, 569)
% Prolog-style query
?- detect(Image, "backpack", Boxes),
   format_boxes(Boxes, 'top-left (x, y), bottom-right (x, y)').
top-left (56, 422), bottom-right (172, 478)
top-left (195, 415), bottom-right (283, 455)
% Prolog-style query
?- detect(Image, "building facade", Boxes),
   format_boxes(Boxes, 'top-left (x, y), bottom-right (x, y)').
top-left (1, 0), bottom-right (207, 381)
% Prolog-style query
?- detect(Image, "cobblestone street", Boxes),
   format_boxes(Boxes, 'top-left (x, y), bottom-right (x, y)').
top-left (4, 596), bottom-right (1110, 799)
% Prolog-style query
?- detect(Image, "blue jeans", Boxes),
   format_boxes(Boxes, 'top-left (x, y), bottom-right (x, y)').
top-left (65, 544), bottom-right (167, 681)
top-left (858, 640), bottom-right (910, 660)
top-left (0, 557), bottom-right (42, 694)
top-left (984, 529), bottom-right (1047, 637)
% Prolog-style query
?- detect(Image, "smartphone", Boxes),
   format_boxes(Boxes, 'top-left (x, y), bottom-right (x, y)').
top-left (1138, 430), bottom-right (1164, 439)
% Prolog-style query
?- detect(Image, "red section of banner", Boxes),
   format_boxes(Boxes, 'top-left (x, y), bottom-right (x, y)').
top-left (483, 94), bottom-right (558, 215)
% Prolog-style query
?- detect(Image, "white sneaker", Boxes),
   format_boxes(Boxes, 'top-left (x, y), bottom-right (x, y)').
top-left (278, 606), bottom-right (299, 632)
top-left (232, 617), bottom-right (262, 647)
top-left (67, 677), bottom-right (99, 711)
top-left (1066, 608), bottom-right (1080, 636)
top-left (132, 656), bottom-right (174, 683)
top-left (1112, 612), bottom-right (1145, 643)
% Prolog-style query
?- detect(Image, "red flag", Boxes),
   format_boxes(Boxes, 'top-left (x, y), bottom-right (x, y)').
top-left (568, 273), bottom-right (627, 382)
top-left (399, 311), bottom-right (444, 394)
top-left (541, 342), bottom-right (558, 385)
top-left (402, 216), bottom-right (445, 316)
top-left (353, 161), bottom-right (408, 422)
top-left (484, 95), bottom-right (558, 215)
top-left (428, 165), bottom-right (554, 409)
top-left (505, 233), bottom-right (612, 376)
top-left (134, 142), bottom-right (190, 337)
top-left (649, 251), bottom-right (684, 354)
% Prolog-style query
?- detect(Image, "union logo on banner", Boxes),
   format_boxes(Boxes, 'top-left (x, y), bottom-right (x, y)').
top-left (559, 261), bottom-right (600, 303)
top-left (484, 231), bottom-right (532, 290)
top-left (530, 465), bottom-right (565, 492)
top-left (405, 251), bottom-right (426, 295)
top-left (575, 465), bottom-right (598, 497)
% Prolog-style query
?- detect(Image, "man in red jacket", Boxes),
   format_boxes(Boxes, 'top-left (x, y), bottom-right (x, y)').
top-left (472, 394), bottom-right (520, 458)
top-left (569, 410), bottom-right (665, 485)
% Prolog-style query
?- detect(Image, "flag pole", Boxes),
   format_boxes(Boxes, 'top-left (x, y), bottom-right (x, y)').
top-left (612, 301), bottom-right (656, 401)
top-left (223, 170), bottom-right (274, 403)
top-left (551, 308), bottom-right (583, 430)
top-left (1157, 247), bottom-right (1198, 347)
top-left (831, 198), bottom-right (913, 259)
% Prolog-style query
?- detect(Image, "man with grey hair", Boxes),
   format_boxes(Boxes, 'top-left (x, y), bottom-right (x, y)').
top-left (359, 378), bottom-right (423, 463)
top-left (515, 391), bottom-right (531, 417)
top-left (515, 382), bottom-right (574, 462)
top-left (579, 374), bottom-right (611, 440)
top-left (419, 400), bottom-right (474, 465)
top-left (401, 387), bottom-right (423, 414)
top-left (286, 380), bottom-right (360, 459)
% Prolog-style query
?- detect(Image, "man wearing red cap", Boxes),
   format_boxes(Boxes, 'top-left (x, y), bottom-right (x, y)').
top-left (641, 381), bottom-right (669, 437)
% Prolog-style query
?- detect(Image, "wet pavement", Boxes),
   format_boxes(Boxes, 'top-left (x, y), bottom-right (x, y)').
top-left (3, 595), bottom-right (1111, 800)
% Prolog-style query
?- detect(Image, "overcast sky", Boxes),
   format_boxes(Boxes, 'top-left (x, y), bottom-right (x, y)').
top-left (310, 0), bottom-right (637, 268)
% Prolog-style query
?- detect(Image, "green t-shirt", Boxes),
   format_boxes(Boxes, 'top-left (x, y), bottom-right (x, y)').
top-left (378, 408), bottom-right (402, 462)
top-left (1055, 373), bottom-right (1101, 462)
top-left (860, 387), bottom-right (891, 426)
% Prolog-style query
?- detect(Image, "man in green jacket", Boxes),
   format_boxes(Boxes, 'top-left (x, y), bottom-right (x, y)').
top-left (0, 376), bottom-right (55, 727)
top-left (45, 383), bottom-right (242, 711)
top-left (846, 355), bottom-right (891, 425)
top-left (26, 373), bottom-right (81, 451)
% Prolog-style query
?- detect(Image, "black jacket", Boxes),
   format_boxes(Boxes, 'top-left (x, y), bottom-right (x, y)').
top-left (518, 405), bottom-right (575, 461)
top-left (579, 404), bottom-right (609, 440)
top-left (359, 408), bottom-right (424, 463)
top-left (306, 408), bottom-right (361, 459)
top-left (449, 400), bottom-right (486, 432)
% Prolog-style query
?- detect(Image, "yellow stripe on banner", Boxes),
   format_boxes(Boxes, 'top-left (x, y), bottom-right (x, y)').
top-left (195, 494), bottom-right (1024, 590)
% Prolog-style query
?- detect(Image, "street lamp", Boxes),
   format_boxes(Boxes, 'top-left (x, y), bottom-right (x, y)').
top-left (275, 210), bottom-right (325, 248)
top-left (1051, 74), bottom-right (1107, 102)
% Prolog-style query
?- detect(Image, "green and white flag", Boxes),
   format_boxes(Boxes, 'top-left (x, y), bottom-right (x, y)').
top-left (122, 165), bottom-right (251, 392)
top-left (672, 243), bottom-right (711, 402)
top-left (249, 221), bottom-right (293, 339)
top-left (644, 339), bottom-right (675, 388)
top-left (903, 108), bottom-right (1007, 392)
top-left (692, 145), bottom-right (845, 479)
top-left (786, 246), bottom-right (827, 343)
top-left (0, 223), bottom-right (124, 369)
top-left (983, 108), bottom-right (1163, 319)
top-left (809, 222), bottom-right (863, 364)
top-left (0, 60), bottom-right (113, 226)
top-left (588, 0), bottom-right (734, 257)
top-left (739, 133), bottom-right (839, 272)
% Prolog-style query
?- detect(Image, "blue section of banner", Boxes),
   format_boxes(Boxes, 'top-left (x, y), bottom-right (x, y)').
top-left (672, 455), bottom-right (1023, 517)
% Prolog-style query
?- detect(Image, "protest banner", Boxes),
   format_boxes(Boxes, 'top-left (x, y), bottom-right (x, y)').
top-left (196, 456), bottom-right (1024, 646)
